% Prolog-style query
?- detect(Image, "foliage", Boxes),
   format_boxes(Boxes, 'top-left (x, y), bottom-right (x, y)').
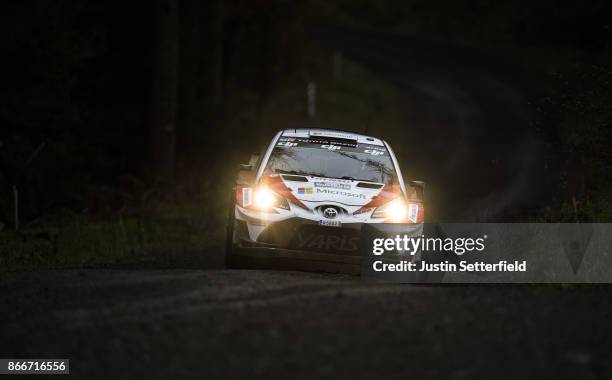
top-left (1, 0), bottom-right (611, 272)
top-left (0, 51), bottom-right (401, 272)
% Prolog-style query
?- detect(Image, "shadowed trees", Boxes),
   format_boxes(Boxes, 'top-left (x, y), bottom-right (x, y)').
top-left (149, 0), bottom-right (179, 183)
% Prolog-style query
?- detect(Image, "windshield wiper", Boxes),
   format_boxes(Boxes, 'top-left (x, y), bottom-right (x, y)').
top-left (275, 169), bottom-right (310, 176)
top-left (341, 176), bottom-right (377, 182)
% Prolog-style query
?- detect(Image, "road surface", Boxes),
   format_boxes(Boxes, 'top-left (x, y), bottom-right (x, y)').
top-left (1, 269), bottom-right (611, 379)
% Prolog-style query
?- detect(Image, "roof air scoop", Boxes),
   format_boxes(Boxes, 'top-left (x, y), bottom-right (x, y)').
top-left (356, 182), bottom-right (384, 189)
top-left (308, 130), bottom-right (358, 145)
top-left (281, 174), bottom-right (309, 182)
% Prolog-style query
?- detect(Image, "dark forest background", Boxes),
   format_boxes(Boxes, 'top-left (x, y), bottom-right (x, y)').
top-left (0, 0), bottom-right (611, 270)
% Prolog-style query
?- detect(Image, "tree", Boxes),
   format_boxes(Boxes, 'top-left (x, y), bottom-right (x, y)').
top-left (177, 0), bottom-right (223, 155)
top-left (150, 0), bottom-right (179, 182)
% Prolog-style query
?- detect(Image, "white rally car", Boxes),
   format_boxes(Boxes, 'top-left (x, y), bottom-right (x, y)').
top-left (226, 128), bottom-right (424, 272)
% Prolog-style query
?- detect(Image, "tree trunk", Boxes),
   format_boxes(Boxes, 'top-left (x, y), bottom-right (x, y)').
top-left (150, 0), bottom-right (179, 182)
top-left (209, 0), bottom-right (223, 109)
top-left (177, 0), bottom-right (223, 155)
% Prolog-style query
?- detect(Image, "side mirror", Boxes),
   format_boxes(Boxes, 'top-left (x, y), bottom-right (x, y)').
top-left (237, 153), bottom-right (260, 171)
top-left (248, 153), bottom-right (260, 167)
top-left (406, 180), bottom-right (425, 201)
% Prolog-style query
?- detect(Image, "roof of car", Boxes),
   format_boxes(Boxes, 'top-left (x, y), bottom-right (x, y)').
top-left (280, 128), bottom-right (385, 146)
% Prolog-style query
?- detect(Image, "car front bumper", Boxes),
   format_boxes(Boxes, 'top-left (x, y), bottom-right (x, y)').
top-left (229, 214), bottom-right (424, 273)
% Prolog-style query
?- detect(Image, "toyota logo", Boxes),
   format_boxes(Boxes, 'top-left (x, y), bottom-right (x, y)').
top-left (323, 207), bottom-right (338, 219)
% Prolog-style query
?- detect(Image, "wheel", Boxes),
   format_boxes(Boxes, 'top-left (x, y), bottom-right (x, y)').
top-left (225, 193), bottom-right (237, 268)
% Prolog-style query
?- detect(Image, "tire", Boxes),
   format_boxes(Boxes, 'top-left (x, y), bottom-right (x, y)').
top-left (225, 194), bottom-right (237, 268)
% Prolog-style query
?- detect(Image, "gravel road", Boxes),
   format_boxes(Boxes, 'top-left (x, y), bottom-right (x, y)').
top-left (1, 269), bottom-right (611, 379)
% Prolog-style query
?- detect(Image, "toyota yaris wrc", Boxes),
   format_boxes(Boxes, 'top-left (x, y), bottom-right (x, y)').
top-left (226, 128), bottom-right (424, 273)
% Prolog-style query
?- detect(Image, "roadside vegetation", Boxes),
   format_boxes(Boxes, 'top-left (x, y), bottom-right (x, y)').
top-left (311, 0), bottom-right (611, 222)
top-left (0, 55), bottom-right (401, 272)
top-left (1, 0), bottom-right (609, 271)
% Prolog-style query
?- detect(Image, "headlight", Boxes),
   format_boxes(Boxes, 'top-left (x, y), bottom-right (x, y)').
top-left (254, 187), bottom-right (276, 209)
top-left (240, 186), bottom-right (289, 211)
top-left (386, 199), bottom-right (408, 222)
top-left (372, 198), bottom-right (421, 223)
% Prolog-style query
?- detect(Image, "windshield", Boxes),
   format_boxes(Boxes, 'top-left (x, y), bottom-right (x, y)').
top-left (264, 136), bottom-right (397, 184)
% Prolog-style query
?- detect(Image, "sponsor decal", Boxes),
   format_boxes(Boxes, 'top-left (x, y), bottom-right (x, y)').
top-left (408, 203), bottom-right (419, 222)
top-left (295, 233), bottom-right (359, 251)
top-left (277, 137), bottom-right (360, 149)
top-left (308, 138), bottom-right (357, 148)
top-left (313, 176), bottom-right (351, 182)
top-left (364, 149), bottom-right (385, 156)
top-left (297, 187), bottom-right (313, 194)
top-left (316, 188), bottom-right (367, 200)
top-left (321, 144), bottom-right (341, 151)
top-left (275, 137), bottom-right (390, 154)
top-left (314, 182), bottom-right (351, 190)
top-left (242, 187), bottom-right (252, 206)
top-left (277, 141), bottom-right (298, 147)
